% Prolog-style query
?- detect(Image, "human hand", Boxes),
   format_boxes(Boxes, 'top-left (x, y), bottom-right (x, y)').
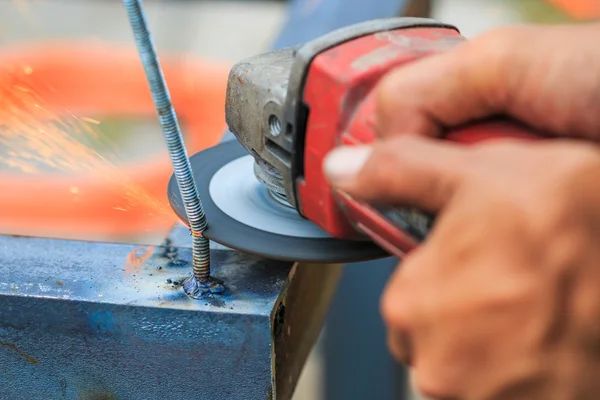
top-left (375, 22), bottom-right (600, 142)
top-left (322, 21), bottom-right (600, 399)
top-left (324, 136), bottom-right (600, 399)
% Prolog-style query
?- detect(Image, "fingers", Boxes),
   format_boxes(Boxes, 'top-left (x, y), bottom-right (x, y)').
top-left (381, 244), bottom-right (465, 400)
top-left (323, 135), bottom-right (467, 212)
top-left (374, 23), bottom-right (600, 141)
top-left (386, 328), bottom-right (414, 366)
top-left (380, 256), bottom-right (419, 366)
top-left (374, 27), bottom-right (517, 139)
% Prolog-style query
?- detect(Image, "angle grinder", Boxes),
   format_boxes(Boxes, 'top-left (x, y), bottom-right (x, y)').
top-left (169, 17), bottom-right (542, 263)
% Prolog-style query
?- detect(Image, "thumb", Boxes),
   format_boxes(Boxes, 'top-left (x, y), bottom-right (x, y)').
top-left (323, 135), bottom-right (467, 211)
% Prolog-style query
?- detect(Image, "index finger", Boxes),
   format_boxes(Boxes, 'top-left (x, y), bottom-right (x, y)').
top-left (323, 135), bottom-right (468, 212)
top-left (374, 28), bottom-right (514, 139)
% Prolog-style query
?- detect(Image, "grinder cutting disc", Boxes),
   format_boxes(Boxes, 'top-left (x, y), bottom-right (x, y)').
top-left (168, 140), bottom-right (388, 263)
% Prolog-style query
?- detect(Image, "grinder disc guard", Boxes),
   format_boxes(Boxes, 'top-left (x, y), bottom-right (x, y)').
top-left (168, 140), bottom-right (388, 263)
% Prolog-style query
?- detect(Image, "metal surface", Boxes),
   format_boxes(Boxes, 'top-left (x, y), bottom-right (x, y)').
top-left (225, 46), bottom-right (295, 199)
top-left (253, 156), bottom-right (288, 199)
top-left (0, 233), bottom-right (339, 399)
top-left (227, 17), bottom-right (452, 211)
top-left (168, 140), bottom-right (388, 263)
top-left (123, 0), bottom-right (214, 295)
top-left (209, 155), bottom-right (329, 238)
top-left (273, 259), bottom-right (342, 400)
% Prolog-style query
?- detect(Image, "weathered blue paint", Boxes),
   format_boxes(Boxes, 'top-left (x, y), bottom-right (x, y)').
top-left (0, 235), bottom-right (293, 399)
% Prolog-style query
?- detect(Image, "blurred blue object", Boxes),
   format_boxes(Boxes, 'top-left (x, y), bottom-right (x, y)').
top-left (273, 0), bottom-right (406, 48)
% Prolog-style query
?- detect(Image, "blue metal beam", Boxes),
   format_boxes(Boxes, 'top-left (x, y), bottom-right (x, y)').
top-left (0, 235), bottom-right (294, 399)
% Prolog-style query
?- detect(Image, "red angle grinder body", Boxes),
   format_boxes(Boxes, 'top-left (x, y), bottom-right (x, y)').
top-left (292, 20), bottom-right (539, 257)
top-left (170, 18), bottom-right (542, 262)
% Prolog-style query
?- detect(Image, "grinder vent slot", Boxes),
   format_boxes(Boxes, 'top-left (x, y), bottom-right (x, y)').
top-left (265, 138), bottom-right (291, 164)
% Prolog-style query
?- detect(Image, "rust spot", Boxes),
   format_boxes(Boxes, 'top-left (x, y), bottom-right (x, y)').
top-left (0, 340), bottom-right (39, 365)
top-left (124, 245), bottom-right (155, 273)
top-left (190, 230), bottom-right (204, 238)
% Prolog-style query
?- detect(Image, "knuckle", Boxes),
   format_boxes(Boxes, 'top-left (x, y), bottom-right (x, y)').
top-left (530, 145), bottom-right (600, 233)
top-left (415, 370), bottom-right (458, 400)
top-left (386, 331), bottom-right (413, 365)
top-left (469, 30), bottom-right (512, 71)
top-left (380, 273), bottom-right (411, 329)
top-left (380, 251), bottom-right (425, 329)
top-left (535, 194), bottom-right (578, 235)
top-left (468, 26), bottom-right (532, 106)
top-left (377, 68), bottom-right (403, 96)
top-left (474, 26), bottom-right (528, 55)
top-left (358, 141), bottom-right (405, 198)
top-left (447, 28), bottom-right (520, 100)
top-left (380, 287), bottom-right (397, 325)
top-left (374, 140), bottom-right (402, 164)
top-left (384, 135), bottom-right (420, 165)
top-left (529, 189), bottom-right (593, 270)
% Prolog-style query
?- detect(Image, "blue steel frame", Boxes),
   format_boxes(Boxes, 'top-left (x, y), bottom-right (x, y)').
top-left (0, 231), bottom-right (285, 399)
top-left (0, 225), bottom-right (340, 399)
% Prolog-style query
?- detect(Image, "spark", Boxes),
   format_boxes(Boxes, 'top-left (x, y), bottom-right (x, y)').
top-left (0, 0), bottom-right (178, 246)
top-left (0, 63), bottom-right (175, 226)
top-left (125, 245), bottom-right (156, 273)
top-left (80, 117), bottom-right (101, 125)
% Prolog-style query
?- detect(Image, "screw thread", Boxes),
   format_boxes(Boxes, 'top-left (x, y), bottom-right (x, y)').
top-left (123, 0), bottom-right (210, 282)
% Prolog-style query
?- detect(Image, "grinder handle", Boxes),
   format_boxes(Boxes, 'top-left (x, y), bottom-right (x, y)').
top-left (340, 118), bottom-right (543, 258)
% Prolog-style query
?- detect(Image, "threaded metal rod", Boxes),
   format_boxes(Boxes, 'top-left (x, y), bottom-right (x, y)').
top-left (122, 0), bottom-right (210, 283)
